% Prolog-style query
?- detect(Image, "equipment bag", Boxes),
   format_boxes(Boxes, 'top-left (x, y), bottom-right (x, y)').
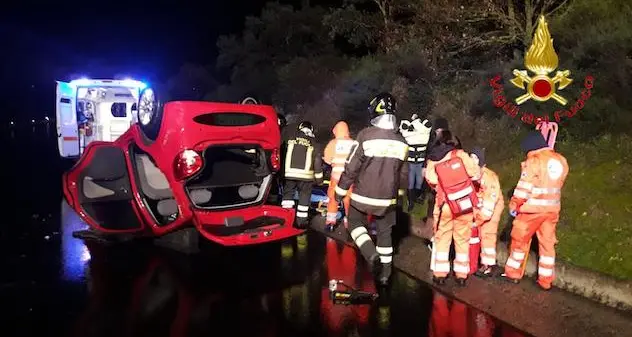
top-left (434, 150), bottom-right (479, 215)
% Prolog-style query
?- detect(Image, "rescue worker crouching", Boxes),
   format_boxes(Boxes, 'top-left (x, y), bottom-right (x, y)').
top-left (501, 132), bottom-right (569, 290)
top-left (425, 130), bottom-right (480, 286)
top-left (334, 92), bottom-right (408, 287)
top-left (281, 121), bottom-right (324, 229)
top-left (469, 147), bottom-right (505, 277)
top-left (323, 121), bottom-right (354, 228)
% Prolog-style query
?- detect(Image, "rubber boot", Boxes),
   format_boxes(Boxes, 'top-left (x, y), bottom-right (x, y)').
top-left (407, 189), bottom-right (416, 212)
top-left (378, 263), bottom-right (392, 286)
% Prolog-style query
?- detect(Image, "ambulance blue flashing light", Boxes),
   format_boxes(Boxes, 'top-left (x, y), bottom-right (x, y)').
top-left (69, 78), bottom-right (147, 90)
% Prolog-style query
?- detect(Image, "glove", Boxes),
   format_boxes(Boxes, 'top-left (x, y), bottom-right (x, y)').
top-left (509, 209), bottom-right (518, 217)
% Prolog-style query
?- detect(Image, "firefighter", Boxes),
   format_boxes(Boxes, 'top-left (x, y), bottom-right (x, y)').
top-left (281, 121), bottom-right (324, 228)
top-left (502, 132), bottom-right (569, 290)
top-left (400, 114), bottom-right (433, 212)
top-left (469, 147), bottom-right (505, 277)
top-left (334, 92), bottom-right (408, 286)
top-left (425, 130), bottom-right (480, 286)
top-left (323, 121), bottom-right (355, 228)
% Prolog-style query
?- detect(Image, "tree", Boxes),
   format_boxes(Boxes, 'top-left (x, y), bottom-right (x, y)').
top-left (166, 63), bottom-right (217, 101)
top-left (213, 3), bottom-right (337, 103)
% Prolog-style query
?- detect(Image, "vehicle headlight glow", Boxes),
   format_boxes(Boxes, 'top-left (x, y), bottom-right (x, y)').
top-left (138, 88), bottom-right (156, 126)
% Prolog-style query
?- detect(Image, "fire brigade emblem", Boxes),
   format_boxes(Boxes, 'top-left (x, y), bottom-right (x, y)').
top-left (510, 16), bottom-right (573, 106)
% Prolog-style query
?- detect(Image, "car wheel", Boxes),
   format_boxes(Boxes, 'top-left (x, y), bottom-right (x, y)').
top-left (137, 87), bottom-right (164, 141)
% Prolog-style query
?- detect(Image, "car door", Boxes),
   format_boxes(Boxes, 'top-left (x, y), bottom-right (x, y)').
top-left (56, 81), bottom-right (80, 158)
top-left (63, 142), bottom-right (145, 233)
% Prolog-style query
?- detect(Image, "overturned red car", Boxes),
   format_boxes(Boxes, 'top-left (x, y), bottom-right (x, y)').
top-left (63, 88), bottom-right (302, 246)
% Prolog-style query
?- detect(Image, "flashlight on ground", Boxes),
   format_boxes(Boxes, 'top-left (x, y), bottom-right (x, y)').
top-left (329, 279), bottom-right (379, 305)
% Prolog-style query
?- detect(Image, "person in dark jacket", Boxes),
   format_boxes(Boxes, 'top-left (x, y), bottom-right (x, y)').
top-left (281, 121), bottom-right (324, 228)
top-left (335, 92), bottom-right (408, 286)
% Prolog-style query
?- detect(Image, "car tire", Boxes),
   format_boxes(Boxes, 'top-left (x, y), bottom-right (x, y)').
top-left (139, 103), bottom-right (164, 141)
top-left (138, 87), bottom-right (166, 142)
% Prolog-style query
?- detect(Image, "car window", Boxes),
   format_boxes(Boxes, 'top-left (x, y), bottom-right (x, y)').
top-left (193, 112), bottom-right (266, 127)
top-left (111, 103), bottom-right (127, 117)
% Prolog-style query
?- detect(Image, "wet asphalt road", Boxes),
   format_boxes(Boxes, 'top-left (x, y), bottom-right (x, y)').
top-left (0, 126), bottom-right (529, 337)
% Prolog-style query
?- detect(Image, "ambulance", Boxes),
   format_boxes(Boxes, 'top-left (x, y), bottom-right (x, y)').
top-left (56, 78), bottom-right (147, 158)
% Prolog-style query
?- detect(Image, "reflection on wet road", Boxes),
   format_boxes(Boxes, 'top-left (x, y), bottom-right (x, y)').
top-left (1, 128), bottom-right (529, 337)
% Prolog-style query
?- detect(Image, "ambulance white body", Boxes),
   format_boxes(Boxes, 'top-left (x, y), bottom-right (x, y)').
top-left (56, 78), bottom-right (147, 158)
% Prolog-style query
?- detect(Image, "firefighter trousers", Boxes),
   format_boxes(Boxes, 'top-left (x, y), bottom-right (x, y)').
top-left (281, 179), bottom-right (313, 226)
top-left (326, 178), bottom-right (351, 224)
top-left (432, 207), bottom-right (472, 279)
top-left (504, 212), bottom-right (559, 288)
top-left (347, 205), bottom-right (395, 267)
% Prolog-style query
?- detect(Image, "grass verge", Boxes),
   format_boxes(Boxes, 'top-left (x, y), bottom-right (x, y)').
top-left (409, 134), bottom-right (632, 280)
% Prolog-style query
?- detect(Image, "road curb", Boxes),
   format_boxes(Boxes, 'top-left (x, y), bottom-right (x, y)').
top-left (408, 220), bottom-right (632, 312)
top-left (394, 235), bottom-right (632, 337)
top-left (494, 240), bottom-right (632, 311)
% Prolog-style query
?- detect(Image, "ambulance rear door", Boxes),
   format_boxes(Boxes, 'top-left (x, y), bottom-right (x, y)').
top-left (56, 81), bottom-right (80, 158)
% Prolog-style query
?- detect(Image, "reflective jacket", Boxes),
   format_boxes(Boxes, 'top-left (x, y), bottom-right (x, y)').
top-left (335, 126), bottom-right (408, 216)
top-left (474, 167), bottom-right (504, 224)
top-left (323, 122), bottom-right (355, 181)
top-left (510, 148), bottom-right (569, 213)
top-left (283, 130), bottom-right (324, 182)
top-left (400, 118), bottom-right (432, 164)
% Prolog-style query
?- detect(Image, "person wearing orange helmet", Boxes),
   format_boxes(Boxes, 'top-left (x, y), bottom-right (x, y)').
top-left (323, 121), bottom-right (355, 228)
top-left (501, 132), bottom-right (569, 290)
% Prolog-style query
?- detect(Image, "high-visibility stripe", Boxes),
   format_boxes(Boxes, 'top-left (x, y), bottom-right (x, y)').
top-left (483, 248), bottom-right (496, 255)
top-left (285, 170), bottom-right (315, 180)
top-left (469, 237), bottom-right (480, 244)
top-left (335, 185), bottom-right (348, 196)
top-left (538, 267), bottom-right (554, 276)
top-left (376, 246), bottom-right (393, 255)
top-left (455, 253), bottom-right (469, 262)
top-left (512, 251), bottom-right (525, 260)
top-left (481, 257), bottom-right (496, 265)
top-left (297, 205), bottom-right (309, 212)
top-left (281, 200), bottom-right (295, 208)
top-left (532, 188), bottom-right (561, 194)
top-left (526, 199), bottom-right (560, 206)
top-left (331, 167), bottom-right (344, 172)
top-left (362, 139), bottom-right (408, 160)
top-left (482, 200), bottom-right (496, 209)
top-left (380, 255), bottom-right (393, 263)
top-left (435, 251), bottom-right (449, 260)
top-left (506, 258), bottom-right (521, 269)
top-left (350, 193), bottom-right (396, 207)
top-left (453, 264), bottom-right (469, 274)
top-left (296, 211), bottom-right (308, 218)
top-left (447, 186), bottom-right (473, 200)
top-left (434, 263), bottom-right (450, 272)
top-left (540, 256), bottom-right (555, 265)
top-left (314, 172), bottom-right (323, 179)
top-left (513, 189), bottom-right (529, 199)
top-left (516, 181), bottom-right (533, 190)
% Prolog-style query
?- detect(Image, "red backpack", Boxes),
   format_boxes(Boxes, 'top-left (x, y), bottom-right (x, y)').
top-left (434, 150), bottom-right (479, 215)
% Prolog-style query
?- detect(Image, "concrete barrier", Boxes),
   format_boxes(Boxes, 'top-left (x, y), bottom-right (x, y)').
top-left (495, 241), bottom-right (632, 311)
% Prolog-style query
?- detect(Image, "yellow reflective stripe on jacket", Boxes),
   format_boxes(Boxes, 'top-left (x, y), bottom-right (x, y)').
top-left (350, 193), bottom-right (397, 207)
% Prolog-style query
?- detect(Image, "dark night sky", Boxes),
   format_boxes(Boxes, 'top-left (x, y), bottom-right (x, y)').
top-left (0, 0), bottom-right (273, 119)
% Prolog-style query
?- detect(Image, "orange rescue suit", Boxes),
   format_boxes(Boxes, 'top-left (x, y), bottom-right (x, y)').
top-left (504, 147), bottom-right (569, 289)
top-left (323, 121), bottom-right (354, 225)
top-left (425, 149), bottom-right (481, 279)
top-left (472, 167), bottom-right (504, 269)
